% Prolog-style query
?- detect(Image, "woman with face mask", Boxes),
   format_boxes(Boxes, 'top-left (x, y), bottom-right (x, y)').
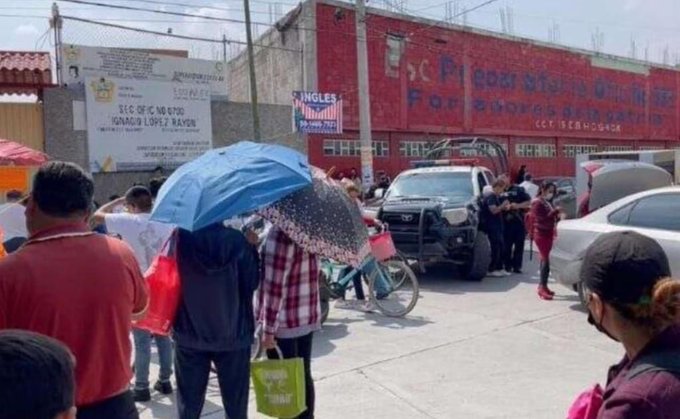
top-left (529, 182), bottom-right (562, 300)
top-left (580, 231), bottom-right (680, 418)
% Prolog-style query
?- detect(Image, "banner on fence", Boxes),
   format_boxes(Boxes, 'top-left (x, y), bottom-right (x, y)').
top-left (63, 44), bottom-right (227, 96)
top-left (85, 77), bottom-right (212, 173)
top-left (292, 91), bottom-right (343, 134)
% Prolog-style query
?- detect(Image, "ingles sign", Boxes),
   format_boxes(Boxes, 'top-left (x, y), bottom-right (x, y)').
top-left (292, 91), bottom-right (343, 134)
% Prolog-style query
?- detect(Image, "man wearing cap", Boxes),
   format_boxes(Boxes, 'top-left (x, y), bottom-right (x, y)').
top-left (580, 230), bottom-right (680, 418)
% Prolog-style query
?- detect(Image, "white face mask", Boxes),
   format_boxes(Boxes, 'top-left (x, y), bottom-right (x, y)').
top-left (545, 193), bottom-right (554, 201)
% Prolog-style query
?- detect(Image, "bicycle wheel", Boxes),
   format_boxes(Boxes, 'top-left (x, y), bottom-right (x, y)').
top-left (387, 251), bottom-right (413, 290)
top-left (368, 260), bottom-right (419, 317)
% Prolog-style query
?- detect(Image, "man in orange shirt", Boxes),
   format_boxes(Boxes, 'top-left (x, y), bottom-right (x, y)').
top-left (0, 161), bottom-right (148, 419)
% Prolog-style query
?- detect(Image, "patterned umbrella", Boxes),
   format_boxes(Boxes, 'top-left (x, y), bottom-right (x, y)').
top-left (260, 168), bottom-right (370, 267)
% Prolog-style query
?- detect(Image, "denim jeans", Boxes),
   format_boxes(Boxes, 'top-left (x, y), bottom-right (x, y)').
top-left (132, 328), bottom-right (173, 390)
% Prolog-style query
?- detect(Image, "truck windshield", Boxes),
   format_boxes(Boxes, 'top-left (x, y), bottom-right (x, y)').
top-left (387, 172), bottom-right (473, 200)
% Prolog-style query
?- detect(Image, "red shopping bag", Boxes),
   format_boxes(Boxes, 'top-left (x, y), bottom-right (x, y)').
top-left (567, 384), bottom-right (603, 419)
top-left (134, 231), bottom-right (181, 336)
top-left (369, 231), bottom-right (397, 262)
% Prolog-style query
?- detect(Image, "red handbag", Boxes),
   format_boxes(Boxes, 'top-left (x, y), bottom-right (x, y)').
top-left (134, 230), bottom-right (181, 336)
top-left (567, 384), bottom-right (603, 419)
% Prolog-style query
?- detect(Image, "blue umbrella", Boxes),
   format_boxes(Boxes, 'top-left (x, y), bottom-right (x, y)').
top-left (151, 141), bottom-right (312, 231)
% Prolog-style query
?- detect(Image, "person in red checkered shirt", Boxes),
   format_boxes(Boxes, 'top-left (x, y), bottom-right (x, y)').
top-left (257, 226), bottom-right (321, 419)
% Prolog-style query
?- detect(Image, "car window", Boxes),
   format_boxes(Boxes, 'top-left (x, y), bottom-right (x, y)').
top-left (387, 172), bottom-right (474, 201)
top-left (614, 193), bottom-right (680, 231)
top-left (608, 201), bottom-right (635, 225)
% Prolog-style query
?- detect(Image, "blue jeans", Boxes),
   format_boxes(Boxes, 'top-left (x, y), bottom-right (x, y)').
top-left (132, 328), bottom-right (173, 390)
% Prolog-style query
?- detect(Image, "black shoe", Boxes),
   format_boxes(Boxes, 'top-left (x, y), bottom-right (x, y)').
top-left (133, 388), bottom-right (151, 402)
top-left (154, 380), bottom-right (173, 395)
top-left (513, 269), bottom-right (523, 274)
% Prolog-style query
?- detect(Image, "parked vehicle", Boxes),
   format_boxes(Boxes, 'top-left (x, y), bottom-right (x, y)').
top-left (535, 177), bottom-right (577, 219)
top-left (551, 186), bottom-right (680, 307)
top-left (366, 137), bottom-right (507, 281)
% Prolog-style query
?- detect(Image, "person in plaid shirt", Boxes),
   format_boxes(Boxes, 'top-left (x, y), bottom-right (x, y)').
top-left (257, 226), bottom-right (321, 419)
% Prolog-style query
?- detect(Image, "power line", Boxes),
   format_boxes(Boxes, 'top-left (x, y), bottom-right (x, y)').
top-left (58, 0), bottom-right (276, 27)
top-left (61, 14), bottom-right (301, 52)
top-left (407, 0), bottom-right (501, 37)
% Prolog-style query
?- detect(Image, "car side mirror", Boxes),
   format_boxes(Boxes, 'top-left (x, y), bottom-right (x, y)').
top-left (374, 188), bottom-right (385, 199)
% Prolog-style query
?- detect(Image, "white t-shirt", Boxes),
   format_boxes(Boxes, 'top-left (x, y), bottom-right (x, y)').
top-left (0, 203), bottom-right (28, 241)
top-left (105, 213), bottom-right (175, 273)
top-left (520, 181), bottom-right (539, 199)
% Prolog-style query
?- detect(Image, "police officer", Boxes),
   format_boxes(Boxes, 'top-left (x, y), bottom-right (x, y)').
top-left (501, 176), bottom-right (532, 274)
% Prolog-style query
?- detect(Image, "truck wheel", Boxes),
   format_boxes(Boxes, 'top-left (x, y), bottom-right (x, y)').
top-left (461, 231), bottom-right (491, 281)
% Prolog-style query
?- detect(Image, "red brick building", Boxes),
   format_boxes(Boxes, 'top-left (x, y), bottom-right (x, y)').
top-left (228, 0), bottom-right (679, 178)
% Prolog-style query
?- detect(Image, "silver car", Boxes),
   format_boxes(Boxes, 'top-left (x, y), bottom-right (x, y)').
top-left (551, 185), bottom-right (680, 305)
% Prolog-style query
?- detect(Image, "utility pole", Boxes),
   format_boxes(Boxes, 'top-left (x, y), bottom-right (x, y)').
top-left (243, 0), bottom-right (261, 141)
top-left (356, 0), bottom-right (374, 186)
top-left (50, 2), bottom-right (63, 85)
top-left (222, 34), bottom-right (228, 62)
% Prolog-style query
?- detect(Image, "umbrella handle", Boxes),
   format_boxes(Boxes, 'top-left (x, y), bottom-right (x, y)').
top-left (326, 166), bottom-right (337, 179)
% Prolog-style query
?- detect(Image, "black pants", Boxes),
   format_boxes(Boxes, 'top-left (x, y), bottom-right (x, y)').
top-left (267, 333), bottom-right (315, 419)
top-left (487, 229), bottom-right (504, 272)
top-left (540, 260), bottom-right (550, 287)
top-left (175, 346), bottom-right (250, 419)
top-left (503, 221), bottom-right (526, 272)
top-left (77, 391), bottom-right (138, 419)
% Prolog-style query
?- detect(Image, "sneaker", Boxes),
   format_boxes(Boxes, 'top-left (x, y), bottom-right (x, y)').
top-left (154, 380), bottom-right (173, 395)
top-left (133, 388), bottom-right (151, 403)
top-left (334, 300), bottom-right (355, 310)
top-left (487, 270), bottom-right (504, 278)
top-left (537, 286), bottom-right (554, 301)
top-left (359, 300), bottom-right (376, 313)
top-left (545, 287), bottom-right (556, 297)
top-left (512, 269), bottom-right (523, 274)
top-left (503, 270), bottom-right (513, 276)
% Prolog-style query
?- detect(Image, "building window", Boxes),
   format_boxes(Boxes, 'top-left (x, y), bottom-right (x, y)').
top-left (639, 146), bottom-right (665, 151)
top-left (323, 139), bottom-right (389, 158)
top-left (460, 143), bottom-right (508, 157)
top-left (562, 144), bottom-right (599, 158)
top-left (602, 145), bottom-right (634, 152)
top-left (373, 141), bottom-right (390, 157)
top-left (515, 143), bottom-right (556, 158)
top-left (399, 141), bottom-right (435, 157)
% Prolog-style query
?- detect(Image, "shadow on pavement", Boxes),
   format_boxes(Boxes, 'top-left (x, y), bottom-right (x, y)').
top-left (314, 318), bottom-right (355, 358)
top-left (362, 312), bottom-right (434, 330)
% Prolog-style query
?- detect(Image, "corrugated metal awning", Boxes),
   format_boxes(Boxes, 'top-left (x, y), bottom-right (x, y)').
top-left (0, 51), bottom-right (53, 95)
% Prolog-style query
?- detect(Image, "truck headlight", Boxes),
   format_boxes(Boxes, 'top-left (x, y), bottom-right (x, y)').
top-left (442, 208), bottom-right (468, 225)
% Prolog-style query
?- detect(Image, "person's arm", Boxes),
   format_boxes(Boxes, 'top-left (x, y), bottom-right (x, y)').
top-left (512, 189), bottom-right (532, 210)
top-left (237, 236), bottom-right (260, 296)
top-left (486, 196), bottom-right (508, 215)
top-left (260, 229), bottom-right (294, 339)
top-left (92, 197), bottom-right (126, 227)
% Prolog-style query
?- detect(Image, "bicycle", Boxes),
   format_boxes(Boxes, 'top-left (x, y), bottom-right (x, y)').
top-left (319, 228), bottom-right (419, 320)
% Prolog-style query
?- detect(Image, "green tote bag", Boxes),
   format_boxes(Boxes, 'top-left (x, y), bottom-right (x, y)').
top-left (251, 348), bottom-right (306, 418)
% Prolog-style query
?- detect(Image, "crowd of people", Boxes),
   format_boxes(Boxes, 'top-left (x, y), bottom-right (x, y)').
top-left (480, 172), bottom-right (563, 300)
top-left (1, 161), bottom-right (680, 419)
top-left (0, 161), bottom-right (321, 419)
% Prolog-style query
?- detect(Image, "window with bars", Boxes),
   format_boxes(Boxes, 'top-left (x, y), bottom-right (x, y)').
top-left (562, 144), bottom-right (599, 157)
top-left (323, 139), bottom-right (389, 157)
top-left (639, 146), bottom-right (665, 151)
top-left (602, 145), bottom-right (634, 152)
top-left (460, 143), bottom-right (508, 157)
top-left (399, 141), bottom-right (435, 157)
top-left (515, 143), bottom-right (556, 158)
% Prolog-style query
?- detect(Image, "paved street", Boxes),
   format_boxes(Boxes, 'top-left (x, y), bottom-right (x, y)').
top-left (138, 254), bottom-right (621, 419)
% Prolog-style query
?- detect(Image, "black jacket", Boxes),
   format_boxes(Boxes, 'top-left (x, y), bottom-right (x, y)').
top-left (173, 224), bottom-right (260, 352)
